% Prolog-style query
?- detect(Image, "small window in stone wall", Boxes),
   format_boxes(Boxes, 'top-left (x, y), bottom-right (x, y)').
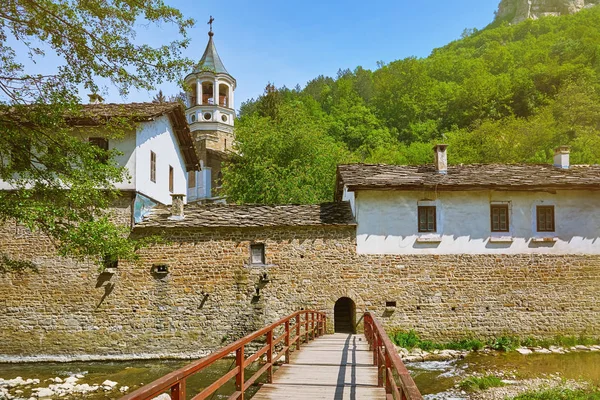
top-left (250, 243), bottom-right (265, 265)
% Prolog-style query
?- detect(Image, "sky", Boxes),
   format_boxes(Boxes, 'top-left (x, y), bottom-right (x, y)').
top-left (9, 0), bottom-right (502, 109)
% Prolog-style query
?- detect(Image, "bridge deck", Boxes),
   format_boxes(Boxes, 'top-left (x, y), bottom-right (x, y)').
top-left (252, 333), bottom-right (386, 400)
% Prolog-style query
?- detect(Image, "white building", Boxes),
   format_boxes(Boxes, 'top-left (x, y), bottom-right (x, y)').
top-left (337, 146), bottom-right (600, 255)
top-left (0, 102), bottom-right (199, 221)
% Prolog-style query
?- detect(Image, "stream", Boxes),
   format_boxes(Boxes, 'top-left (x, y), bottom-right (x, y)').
top-left (1, 351), bottom-right (600, 399)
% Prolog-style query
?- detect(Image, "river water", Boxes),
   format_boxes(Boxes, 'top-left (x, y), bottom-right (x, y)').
top-left (1, 351), bottom-right (600, 399)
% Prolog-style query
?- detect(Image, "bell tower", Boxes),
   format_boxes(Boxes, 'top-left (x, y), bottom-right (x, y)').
top-left (184, 17), bottom-right (236, 202)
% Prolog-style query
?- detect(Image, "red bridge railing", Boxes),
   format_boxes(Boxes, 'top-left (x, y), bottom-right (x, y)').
top-left (120, 310), bottom-right (326, 400)
top-left (364, 312), bottom-right (423, 400)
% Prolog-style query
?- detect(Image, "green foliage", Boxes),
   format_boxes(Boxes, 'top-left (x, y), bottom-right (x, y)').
top-left (223, 100), bottom-right (351, 204)
top-left (0, 1), bottom-right (194, 262)
top-left (488, 336), bottom-right (521, 352)
top-left (458, 375), bottom-right (505, 392)
top-left (232, 9), bottom-right (600, 202)
top-left (391, 330), bottom-right (421, 350)
top-left (513, 388), bottom-right (600, 400)
top-left (390, 330), bottom-right (484, 351)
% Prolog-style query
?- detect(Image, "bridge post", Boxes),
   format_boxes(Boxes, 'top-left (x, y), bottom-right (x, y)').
top-left (304, 311), bottom-right (309, 344)
top-left (285, 320), bottom-right (290, 363)
top-left (267, 330), bottom-right (273, 383)
top-left (311, 312), bottom-right (315, 339)
top-left (170, 380), bottom-right (186, 400)
top-left (236, 345), bottom-right (245, 400)
top-left (296, 314), bottom-right (301, 350)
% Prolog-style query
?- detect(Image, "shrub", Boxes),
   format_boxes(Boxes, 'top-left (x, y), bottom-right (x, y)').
top-left (392, 330), bottom-right (421, 349)
top-left (488, 336), bottom-right (520, 352)
top-left (458, 375), bottom-right (505, 392)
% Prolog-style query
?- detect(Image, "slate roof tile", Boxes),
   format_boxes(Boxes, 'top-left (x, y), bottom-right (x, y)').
top-left (337, 163), bottom-right (600, 192)
top-left (136, 202), bottom-right (356, 229)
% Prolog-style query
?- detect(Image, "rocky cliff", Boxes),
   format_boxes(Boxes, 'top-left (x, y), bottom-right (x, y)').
top-left (496, 0), bottom-right (600, 23)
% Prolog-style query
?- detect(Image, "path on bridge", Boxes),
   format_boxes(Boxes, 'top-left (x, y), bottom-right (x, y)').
top-left (252, 333), bottom-right (387, 400)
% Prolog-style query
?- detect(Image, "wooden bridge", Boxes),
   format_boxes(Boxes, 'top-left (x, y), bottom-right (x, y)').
top-left (121, 311), bottom-right (422, 400)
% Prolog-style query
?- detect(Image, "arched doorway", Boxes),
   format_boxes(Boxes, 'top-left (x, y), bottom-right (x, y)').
top-left (334, 297), bottom-right (356, 333)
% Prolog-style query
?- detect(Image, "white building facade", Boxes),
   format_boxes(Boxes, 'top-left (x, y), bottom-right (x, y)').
top-left (338, 146), bottom-right (600, 255)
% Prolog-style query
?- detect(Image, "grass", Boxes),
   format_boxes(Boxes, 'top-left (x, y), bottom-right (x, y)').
top-left (512, 388), bottom-right (600, 400)
top-left (458, 375), bottom-right (505, 392)
top-left (389, 330), bottom-right (599, 353)
top-left (390, 330), bottom-right (484, 351)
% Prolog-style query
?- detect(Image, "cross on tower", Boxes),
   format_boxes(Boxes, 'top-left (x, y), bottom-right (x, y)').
top-left (208, 16), bottom-right (215, 33)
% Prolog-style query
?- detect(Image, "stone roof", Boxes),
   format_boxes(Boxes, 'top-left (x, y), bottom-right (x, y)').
top-left (336, 163), bottom-right (600, 195)
top-left (69, 102), bottom-right (199, 171)
top-left (135, 202), bottom-right (356, 229)
top-left (70, 102), bottom-right (184, 123)
top-left (193, 34), bottom-right (230, 75)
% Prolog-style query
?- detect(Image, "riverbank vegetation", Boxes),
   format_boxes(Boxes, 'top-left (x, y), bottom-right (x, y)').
top-left (225, 7), bottom-right (600, 203)
top-left (389, 329), bottom-right (600, 352)
top-left (513, 388), bottom-right (600, 399)
top-left (458, 375), bottom-right (505, 392)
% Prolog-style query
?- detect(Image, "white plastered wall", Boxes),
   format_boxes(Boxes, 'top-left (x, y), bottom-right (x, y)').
top-left (135, 115), bottom-right (188, 205)
top-left (354, 189), bottom-right (600, 255)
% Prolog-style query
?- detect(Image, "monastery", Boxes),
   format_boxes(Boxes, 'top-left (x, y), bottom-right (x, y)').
top-left (1, 27), bottom-right (600, 362)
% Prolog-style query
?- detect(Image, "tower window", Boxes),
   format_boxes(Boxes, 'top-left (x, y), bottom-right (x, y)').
top-left (168, 165), bottom-right (174, 193)
top-left (150, 151), bottom-right (156, 183)
top-left (202, 82), bottom-right (214, 105)
top-left (203, 112), bottom-right (212, 121)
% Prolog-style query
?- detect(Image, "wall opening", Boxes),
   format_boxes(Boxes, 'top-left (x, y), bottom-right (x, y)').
top-left (202, 81), bottom-right (214, 104)
top-left (334, 297), bottom-right (356, 333)
top-left (219, 83), bottom-right (229, 107)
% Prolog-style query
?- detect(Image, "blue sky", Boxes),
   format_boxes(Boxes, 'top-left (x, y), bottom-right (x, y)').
top-left (10, 1), bottom-right (501, 108)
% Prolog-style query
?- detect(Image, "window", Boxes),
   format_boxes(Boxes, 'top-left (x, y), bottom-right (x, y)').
top-left (168, 165), bottom-right (174, 193)
top-left (89, 137), bottom-right (109, 163)
top-left (491, 204), bottom-right (509, 232)
top-left (89, 137), bottom-right (108, 151)
top-left (537, 206), bottom-right (555, 232)
top-left (150, 151), bottom-right (156, 183)
top-left (418, 206), bottom-right (436, 232)
top-left (250, 244), bottom-right (265, 265)
top-left (188, 170), bottom-right (196, 189)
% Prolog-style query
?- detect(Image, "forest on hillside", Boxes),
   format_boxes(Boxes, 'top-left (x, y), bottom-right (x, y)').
top-left (223, 8), bottom-right (600, 204)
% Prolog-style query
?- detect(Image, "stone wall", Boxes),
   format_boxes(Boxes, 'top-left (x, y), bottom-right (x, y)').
top-left (1, 219), bottom-right (600, 361)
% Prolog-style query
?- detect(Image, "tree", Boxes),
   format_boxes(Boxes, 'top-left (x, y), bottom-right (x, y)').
top-left (152, 90), bottom-right (167, 104)
top-left (0, 0), bottom-right (194, 266)
top-left (223, 102), bottom-right (350, 204)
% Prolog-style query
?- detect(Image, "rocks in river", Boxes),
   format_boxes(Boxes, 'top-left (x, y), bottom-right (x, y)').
top-left (534, 347), bottom-right (552, 354)
top-left (32, 387), bottom-right (54, 398)
top-left (120, 386), bottom-right (130, 393)
top-left (152, 394), bottom-right (171, 400)
top-left (102, 380), bottom-right (118, 391)
top-left (399, 347), bottom-right (467, 362)
top-left (0, 377), bottom-right (39, 388)
top-left (516, 347), bottom-right (533, 355)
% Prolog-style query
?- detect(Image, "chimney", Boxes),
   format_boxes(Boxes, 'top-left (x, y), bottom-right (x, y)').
top-left (553, 146), bottom-right (570, 169)
top-left (433, 144), bottom-right (449, 174)
top-left (169, 194), bottom-right (185, 220)
top-left (87, 93), bottom-right (105, 104)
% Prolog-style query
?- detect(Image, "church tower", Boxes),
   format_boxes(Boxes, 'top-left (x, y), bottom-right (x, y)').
top-left (184, 17), bottom-right (236, 202)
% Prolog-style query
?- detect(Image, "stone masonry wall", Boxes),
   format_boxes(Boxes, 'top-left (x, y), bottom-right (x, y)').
top-left (1, 220), bottom-right (600, 361)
